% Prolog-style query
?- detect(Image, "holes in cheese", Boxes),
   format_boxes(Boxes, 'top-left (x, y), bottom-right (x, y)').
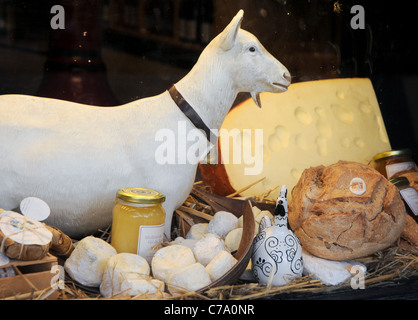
top-left (199, 78), bottom-right (391, 200)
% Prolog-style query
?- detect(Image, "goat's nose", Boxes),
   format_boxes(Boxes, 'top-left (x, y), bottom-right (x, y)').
top-left (283, 71), bottom-right (291, 83)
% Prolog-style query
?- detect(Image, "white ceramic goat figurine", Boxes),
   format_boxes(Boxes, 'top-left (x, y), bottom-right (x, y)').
top-left (0, 10), bottom-right (290, 238)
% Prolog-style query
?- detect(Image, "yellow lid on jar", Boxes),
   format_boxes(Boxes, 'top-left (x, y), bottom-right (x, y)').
top-left (116, 188), bottom-right (166, 204)
top-left (372, 149), bottom-right (411, 161)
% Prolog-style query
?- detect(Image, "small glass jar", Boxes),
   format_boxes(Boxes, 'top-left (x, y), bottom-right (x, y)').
top-left (111, 188), bottom-right (166, 262)
top-left (389, 177), bottom-right (418, 223)
top-left (371, 149), bottom-right (417, 179)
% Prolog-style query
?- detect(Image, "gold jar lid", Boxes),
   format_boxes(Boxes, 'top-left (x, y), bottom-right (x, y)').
top-left (116, 188), bottom-right (166, 204)
top-left (372, 149), bottom-right (411, 162)
top-left (389, 176), bottom-right (409, 186)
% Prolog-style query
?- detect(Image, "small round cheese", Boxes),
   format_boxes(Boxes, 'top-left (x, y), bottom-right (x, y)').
top-left (193, 234), bottom-right (227, 266)
top-left (206, 250), bottom-right (237, 281)
top-left (224, 228), bottom-right (243, 252)
top-left (167, 263), bottom-right (211, 294)
top-left (120, 278), bottom-right (165, 298)
top-left (64, 236), bottom-right (116, 287)
top-left (185, 223), bottom-right (208, 240)
top-left (169, 236), bottom-right (198, 250)
top-left (151, 244), bottom-right (196, 282)
top-left (100, 253), bottom-right (150, 297)
top-left (206, 211), bottom-right (238, 238)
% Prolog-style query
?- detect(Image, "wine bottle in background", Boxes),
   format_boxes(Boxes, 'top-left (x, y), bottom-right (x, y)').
top-left (144, 0), bottom-right (173, 36)
top-left (155, 0), bottom-right (173, 37)
top-left (179, 0), bottom-right (198, 43)
top-left (178, 0), bottom-right (188, 41)
top-left (199, 0), bottom-right (213, 44)
top-left (0, 2), bottom-right (6, 36)
top-left (143, 0), bottom-right (155, 34)
top-left (124, 0), bottom-right (138, 29)
top-left (37, 0), bottom-right (119, 106)
top-left (102, 0), bottom-right (110, 28)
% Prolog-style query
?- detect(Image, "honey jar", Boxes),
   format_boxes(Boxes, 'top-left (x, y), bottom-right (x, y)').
top-left (389, 177), bottom-right (418, 223)
top-left (111, 188), bottom-right (166, 262)
top-left (371, 149), bottom-right (417, 179)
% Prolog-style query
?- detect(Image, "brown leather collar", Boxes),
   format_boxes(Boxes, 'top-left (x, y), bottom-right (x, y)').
top-left (168, 85), bottom-right (216, 143)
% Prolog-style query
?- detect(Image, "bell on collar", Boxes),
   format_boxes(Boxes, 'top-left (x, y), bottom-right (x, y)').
top-left (251, 185), bottom-right (303, 286)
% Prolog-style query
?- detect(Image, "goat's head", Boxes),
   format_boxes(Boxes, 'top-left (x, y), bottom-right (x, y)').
top-left (207, 10), bottom-right (291, 107)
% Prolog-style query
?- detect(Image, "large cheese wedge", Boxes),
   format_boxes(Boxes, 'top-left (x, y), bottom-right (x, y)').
top-left (200, 78), bottom-right (391, 200)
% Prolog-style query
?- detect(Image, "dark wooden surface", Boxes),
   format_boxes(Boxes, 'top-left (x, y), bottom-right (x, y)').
top-left (264, 276), bottom-right (418, 300)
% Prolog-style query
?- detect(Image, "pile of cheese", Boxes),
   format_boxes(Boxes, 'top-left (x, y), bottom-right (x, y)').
top-left (64, 211), bottom-right (243, 298)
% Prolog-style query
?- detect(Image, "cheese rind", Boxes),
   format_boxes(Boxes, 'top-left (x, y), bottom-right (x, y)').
top-left (167, 263), bottom-right (211, 294)
top-left (201, 78), bottom-right (391, 200)
top-left (205, 250), bottom-right (237, 281)
top-left (64, 236), bottom-right (117, 287)
top-left (193, 234), bottom-right (227, 266)
top-left (224, 228), bottom-right (243, 252)
top-left (185, 223), bottom-right (208, 240)
top-left (302, 249), bottom-right (367, 286)
top-left (100, 253), bottom-right (150, 297)
top-left (151, 244), bottom-right (196, 282)
top-left (120, 279), bottom-right (165, 298)
top-left (206, 211), bottom-right (238, 239)
top-left (169, 236), bottom-right (198, 250)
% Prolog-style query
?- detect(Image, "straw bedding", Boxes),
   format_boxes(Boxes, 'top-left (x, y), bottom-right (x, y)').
top-left (4, 182), bottom-right (416, 300)
top-left (55, 183), bottom-right (417, 300)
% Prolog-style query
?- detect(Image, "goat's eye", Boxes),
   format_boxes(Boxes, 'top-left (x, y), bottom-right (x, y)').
top-left (249, 46), bottom-right (256, 53)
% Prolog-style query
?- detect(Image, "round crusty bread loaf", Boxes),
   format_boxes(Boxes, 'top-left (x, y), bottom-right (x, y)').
top-left (289, 160), bottom-right (406, 260)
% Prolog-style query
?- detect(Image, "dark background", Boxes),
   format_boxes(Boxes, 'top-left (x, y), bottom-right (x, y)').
top-left (0, 0), bottom-right (417, 158)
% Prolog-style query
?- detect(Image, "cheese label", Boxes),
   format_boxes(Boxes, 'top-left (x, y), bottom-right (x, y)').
top-left (349, 177), bottom-right (366, 195)
top-left (0, 211), bottom-right (52, 245)
top-left (137, 224), bottom-right (165, 262)
top-left (20, 197), bottom-right (51, 221)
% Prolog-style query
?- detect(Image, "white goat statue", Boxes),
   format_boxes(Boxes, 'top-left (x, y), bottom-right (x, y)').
top-left (0, 10), bottom-right (290, 238)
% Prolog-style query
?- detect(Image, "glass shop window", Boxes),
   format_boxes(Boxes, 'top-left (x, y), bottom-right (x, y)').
top-left (0, 0), bottom-right (416, 157)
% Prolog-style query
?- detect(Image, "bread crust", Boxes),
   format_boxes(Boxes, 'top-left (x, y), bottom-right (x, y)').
top-left (289, 161), bottom-right (406, 260)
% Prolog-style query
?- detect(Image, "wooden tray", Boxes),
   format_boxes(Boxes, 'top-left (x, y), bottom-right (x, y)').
top-left (0, 253), bottom-right (58, 300)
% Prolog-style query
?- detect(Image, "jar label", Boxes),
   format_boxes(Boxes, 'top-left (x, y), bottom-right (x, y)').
top-left (400, 188), bottom-right (418, 216)
top-left (385, 161), bottom-right (415, 179)
top-left (137, 224), bottom-right (165, 262)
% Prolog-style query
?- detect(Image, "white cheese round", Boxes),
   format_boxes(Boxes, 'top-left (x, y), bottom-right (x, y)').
top-left (206, 211), bottom-right (238, 238)
top-left (120, 278), bottom-right (165, 298)
top-left (151, 244), bottom-right (196, 282)
top-left (185, 223), bottom-right (208, 240)
top-left (224, 227), bottom-right (243, 252)
top-left (100, 253), bottom-right (150, 297)
top-left (169, 237), bottom-right (198, 250)
top-left (193, 234), bottom-right (227, 266)
top-left (64, 236), bottom-right (117, 287)
top-left (167, 263), bottom-right (211, 294)
top-left (206, 250), bottom-right (237, 281)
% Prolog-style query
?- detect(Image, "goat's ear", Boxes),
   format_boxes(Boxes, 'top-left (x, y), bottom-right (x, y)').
top-left (219, 10), bottom-right (244, 51)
